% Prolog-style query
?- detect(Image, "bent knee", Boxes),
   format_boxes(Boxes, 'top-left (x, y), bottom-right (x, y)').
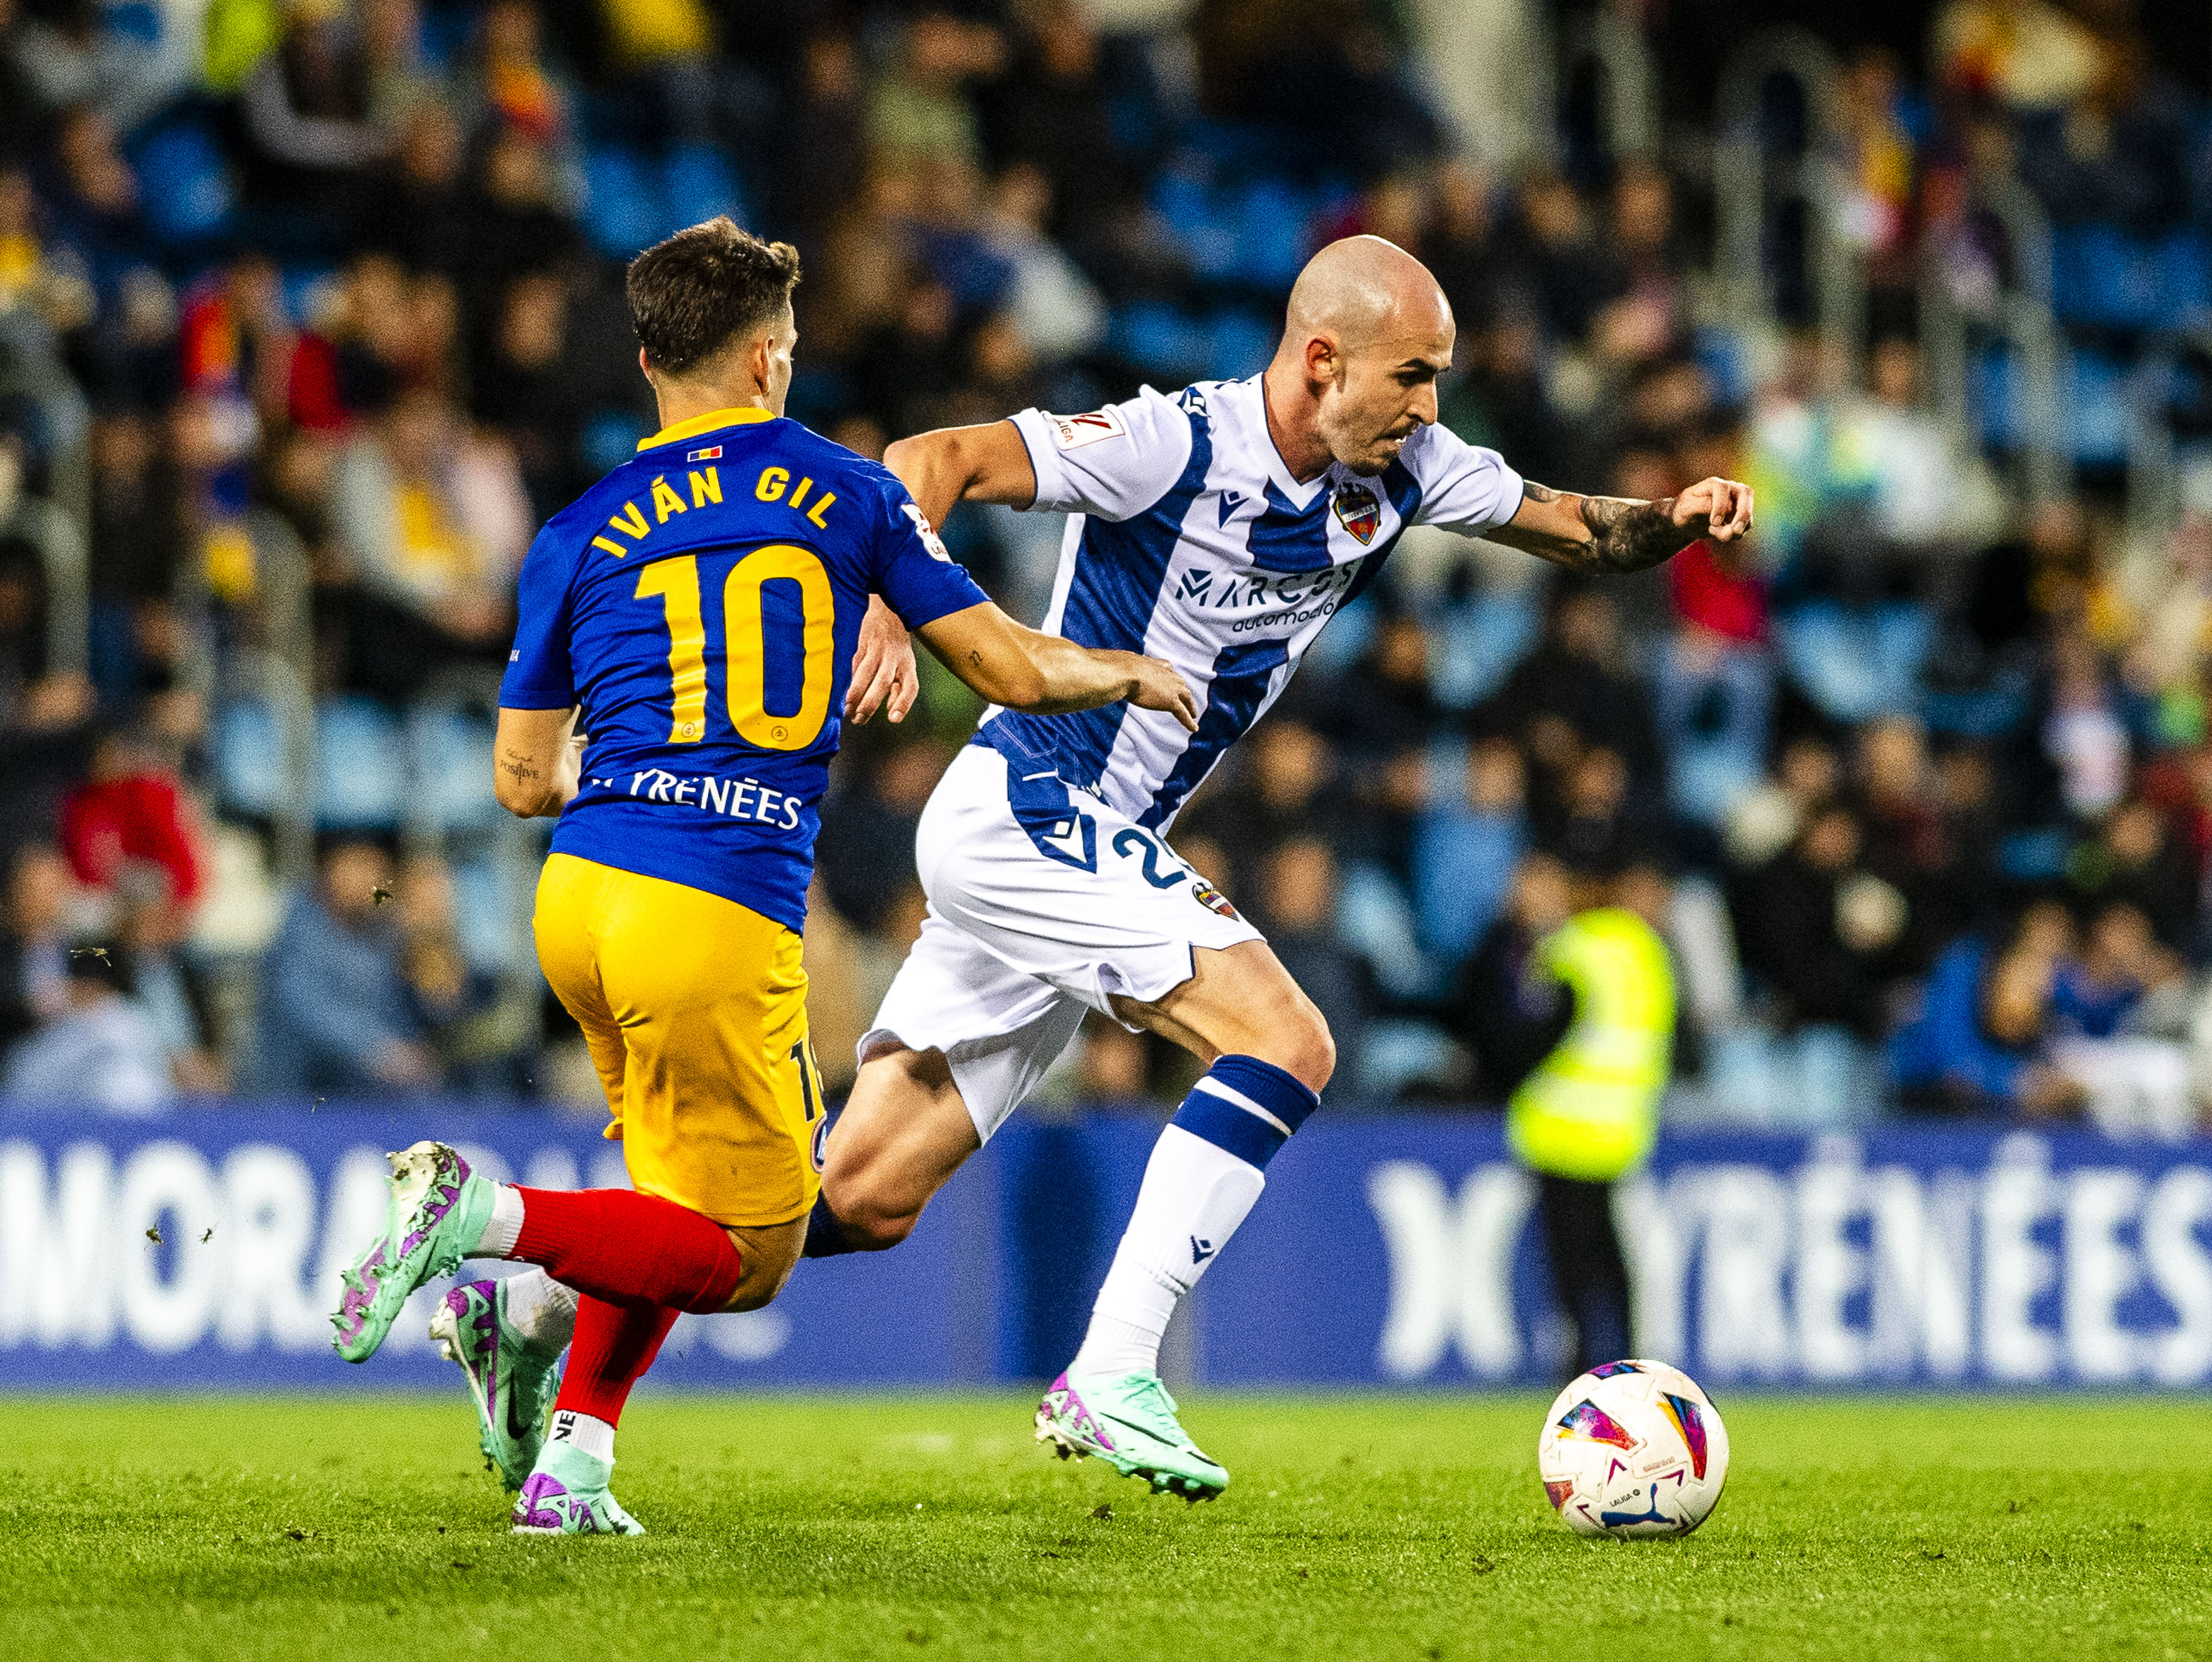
top-left (1245, 998), bottom-right (1334, 1095)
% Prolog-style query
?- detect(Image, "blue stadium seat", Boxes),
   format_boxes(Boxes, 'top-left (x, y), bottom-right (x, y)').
top-left (581, 408), bottom-right (651, 475)
top-left (1654, 637), bottom-right (1774, 829)
top-left (1773, 601), bottom-right (1934, 722)
top-left (664, 144), bottom-right (750, 232)
top-left (314, 697), bottom-right (407, 829)
top-left (1152, 171), bottom-right (1238, 282)
top-left (1110, 302), bottom-right (1211, 381)
top-left (452, 857), bottom-right (525, 971)
top-left (2068, 348), bottom-right (2130, 470)
top-left (1236, 179), bottom-right (1309, 290)
top-left (2052, 225), bottom-right (2212, 332)
top-left (131, 122), bottom-right (233, 247)
top-left (581, 143), bottom-right (664, 260)
top-left (408, 706), bottom-right (502, 833)
top-left (1207, 309), bottom-right (1274, 380)
top-left (1432, 588), bottom-right (1538, 711)
top-left (214, 699), bottom-right (280, 818)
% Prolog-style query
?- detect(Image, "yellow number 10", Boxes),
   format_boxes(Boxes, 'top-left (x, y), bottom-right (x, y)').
top-left (634, 544), bottom-right (835, 751)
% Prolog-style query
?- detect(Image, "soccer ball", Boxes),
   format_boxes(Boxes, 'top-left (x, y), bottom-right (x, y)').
top-left (1536, 1359), bottom-right (1728, 1538)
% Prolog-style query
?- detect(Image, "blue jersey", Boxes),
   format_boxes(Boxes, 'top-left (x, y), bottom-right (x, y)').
top-left (500, 406), bottom-right (988, 932)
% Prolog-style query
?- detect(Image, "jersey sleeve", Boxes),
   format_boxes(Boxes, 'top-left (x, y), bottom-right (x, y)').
top-left (867, 475), bottom-right (991, 629)
top-left (498, 525), bottom-right (578, 709)
top-left (1010, 385), bottom-right (1195, 521)
top-left (1403, 423), bottom-right (1525, 536)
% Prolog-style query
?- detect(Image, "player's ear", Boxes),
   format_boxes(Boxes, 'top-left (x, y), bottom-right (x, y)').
top-left (1305, 333), bottom-right (1339, 390)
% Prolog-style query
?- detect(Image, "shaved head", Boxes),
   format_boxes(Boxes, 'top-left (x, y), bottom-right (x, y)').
top-left (1264, 237), bottom-right (1455, 479)
top-left (1282, 235), bottom-right (1451, 352)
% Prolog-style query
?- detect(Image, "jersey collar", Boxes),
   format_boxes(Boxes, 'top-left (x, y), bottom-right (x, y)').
top-left (636, 406), bottom-right (777, 452)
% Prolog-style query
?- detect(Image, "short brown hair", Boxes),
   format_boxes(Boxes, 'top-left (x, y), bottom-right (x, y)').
top-left (626, 217), bottom-right (800, 376)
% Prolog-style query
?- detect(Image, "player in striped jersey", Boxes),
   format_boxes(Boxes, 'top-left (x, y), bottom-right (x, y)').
top-left (802, 234), bottom-right (1754, 1499)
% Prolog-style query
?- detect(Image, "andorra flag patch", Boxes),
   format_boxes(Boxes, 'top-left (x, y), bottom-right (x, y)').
top-left (687, 445), bottom-right (723, 461)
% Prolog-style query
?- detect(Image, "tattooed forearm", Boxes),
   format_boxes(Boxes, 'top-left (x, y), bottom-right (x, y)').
top-left (499, 752), bottom-right (539, 785)
top-left (1504, 479), bottom-right (1689, 574)
top-left (1574, 493), bottom-right (1684, 573)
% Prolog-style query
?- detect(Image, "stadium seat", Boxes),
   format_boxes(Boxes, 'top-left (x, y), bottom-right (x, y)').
top-left (1110, 302), bottom-right (1211, 382)
top-left (1653, 637), bottom-right (1774, 829)
top-left (407, 706), bottom-right (503, 833)
top-left (130, 121), bottom-right (233, 247)
top-left (1772, 601), bottom-right (1934, 722)
top-left (213, 698), bottom-right (281, 819)
top-left (1207, 309), bottom-right (1274, 380)
top-left (452, 855), bottom-right (526, 971)
top-left (314, 697), bottom-right (408, 829)
top-left (2052, 225), bottom-right (2212, 333)
top-left (1430, 588), bottom-right (1538, 711)
top-left (581, 143), bottom-right (665, 260)
top-left (664, 144), bottom-right (750, 235)
top-left (1337, 860), bottom-right (1436, 1000)
top-left (1235, 179), bottom-right (1310, 292)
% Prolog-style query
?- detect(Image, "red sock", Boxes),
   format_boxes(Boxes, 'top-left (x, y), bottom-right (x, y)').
top-left (554, 1296), bottom-right (678, 1425)
top-left (509, 1187), bottom-right (744, 1312)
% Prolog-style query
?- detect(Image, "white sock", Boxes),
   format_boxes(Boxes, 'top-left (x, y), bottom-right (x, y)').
top-left (548, 1408), bottom-right (615, 1463)
top-left (499, 1268), bottom-right (578, 1357)
top-left (473, 1184), bottom-right (525, 1258)
top-left (1072, 1124), bottom-right (1265, 1379)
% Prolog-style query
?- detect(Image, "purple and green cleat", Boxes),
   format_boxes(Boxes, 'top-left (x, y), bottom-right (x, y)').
top-left (430, 1279), bottom-right (561, 1490)
top-left (512, 1442), bottom-right (644, 1537)
top-left (1035, 1370), bottom-right (1229, 1502)
top-left (330, 1141), bottom-right (496, 1365)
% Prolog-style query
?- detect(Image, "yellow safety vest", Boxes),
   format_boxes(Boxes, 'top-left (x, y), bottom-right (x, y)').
top-left (1507, 907), bottom-right (1675, 1182)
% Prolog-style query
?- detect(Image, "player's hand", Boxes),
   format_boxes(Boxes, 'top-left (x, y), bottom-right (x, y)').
top-left (1126, 654), bottom-right (1201, 733)
top-left (1670, 477), bottom-right (1754, 542)
top-left (847, 596), bottom-right (918, 725)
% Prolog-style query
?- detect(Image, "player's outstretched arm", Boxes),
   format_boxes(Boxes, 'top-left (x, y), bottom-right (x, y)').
top-left (1488, 476), bottom-right (1754, 574)
top-left (916, 602), bottom-right (1199, 731)
top-left (493, 706), bottom-right (584, 817)
top-left (883, 421), bottom-right (1038, 528)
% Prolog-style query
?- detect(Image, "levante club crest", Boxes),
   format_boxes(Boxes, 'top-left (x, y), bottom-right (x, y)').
top-left (1333, 480), bottom-right (1380, 544)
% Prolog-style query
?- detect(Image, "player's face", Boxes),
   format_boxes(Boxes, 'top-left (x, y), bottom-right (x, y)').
top-left (1316, 315), bottom-right (1454, 476)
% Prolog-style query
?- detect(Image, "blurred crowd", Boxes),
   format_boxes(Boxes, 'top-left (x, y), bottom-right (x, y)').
top-left (1, 0), bottom-right (2211, 1138)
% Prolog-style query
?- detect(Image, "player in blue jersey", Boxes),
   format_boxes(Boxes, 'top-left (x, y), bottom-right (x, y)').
top-left (323, 217), bottom-right (1197, 1535)
top-left (797, 234), bottom-right (1752, 1498)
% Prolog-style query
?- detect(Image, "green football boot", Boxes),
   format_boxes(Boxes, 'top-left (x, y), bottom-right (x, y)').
top-left (511, 1437), bottom-right (645, 1536)
top-left (1035, 1370), bottom-right (1229, 1502)
top-left (330, 1141), bottom-right (496, 1364)
top-left (430, 1277), bottom-right (561, 1490)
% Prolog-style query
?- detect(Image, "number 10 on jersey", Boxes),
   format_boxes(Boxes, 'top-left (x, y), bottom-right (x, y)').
top-left (635, 544), bottom-right (835, 752)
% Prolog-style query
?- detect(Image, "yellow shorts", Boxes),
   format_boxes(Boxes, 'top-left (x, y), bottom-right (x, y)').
top-left (534, 852), bottom-right (825, 1227)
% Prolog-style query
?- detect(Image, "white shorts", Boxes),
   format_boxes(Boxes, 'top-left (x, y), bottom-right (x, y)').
top-left (861, 740), bottom-right (1263, 1142)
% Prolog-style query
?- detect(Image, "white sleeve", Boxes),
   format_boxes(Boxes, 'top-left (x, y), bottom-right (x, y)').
top-left (1403, 423), bottom-right (1525, 536)
top-left (1010, 385), bottom-right (1195, 522)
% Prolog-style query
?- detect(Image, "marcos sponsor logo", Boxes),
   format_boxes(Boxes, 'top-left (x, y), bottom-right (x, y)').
top-left (1047, 408), bottom-right (1127, 450)
top-left (1171, 558), bottom-right (1367, 631)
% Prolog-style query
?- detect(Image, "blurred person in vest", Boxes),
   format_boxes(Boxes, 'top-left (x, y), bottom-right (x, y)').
top-left (1498, 855), bottom-right (1677, 1379)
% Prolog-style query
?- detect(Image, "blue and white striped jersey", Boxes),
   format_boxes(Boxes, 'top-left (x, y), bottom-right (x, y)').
top-left (976, 375), bottom-right (1524, 830)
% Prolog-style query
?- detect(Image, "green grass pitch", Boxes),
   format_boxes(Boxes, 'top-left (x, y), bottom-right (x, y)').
top-left (1, 1393), bottom-right (2206, 1660)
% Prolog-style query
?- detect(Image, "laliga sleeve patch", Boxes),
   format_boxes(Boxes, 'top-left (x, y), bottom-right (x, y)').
top-left (1048, 407), bottom-right (1128, 450)
top-left (901, 502), bottom-right (953, 561)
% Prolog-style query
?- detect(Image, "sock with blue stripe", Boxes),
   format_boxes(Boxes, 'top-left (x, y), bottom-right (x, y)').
top-left (1072, 1055), bottom-right (1319, 1380)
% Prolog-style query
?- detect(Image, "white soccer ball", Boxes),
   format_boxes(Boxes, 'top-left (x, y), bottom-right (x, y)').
top-left (1536, 1359), bottom-right (1729, 1538)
